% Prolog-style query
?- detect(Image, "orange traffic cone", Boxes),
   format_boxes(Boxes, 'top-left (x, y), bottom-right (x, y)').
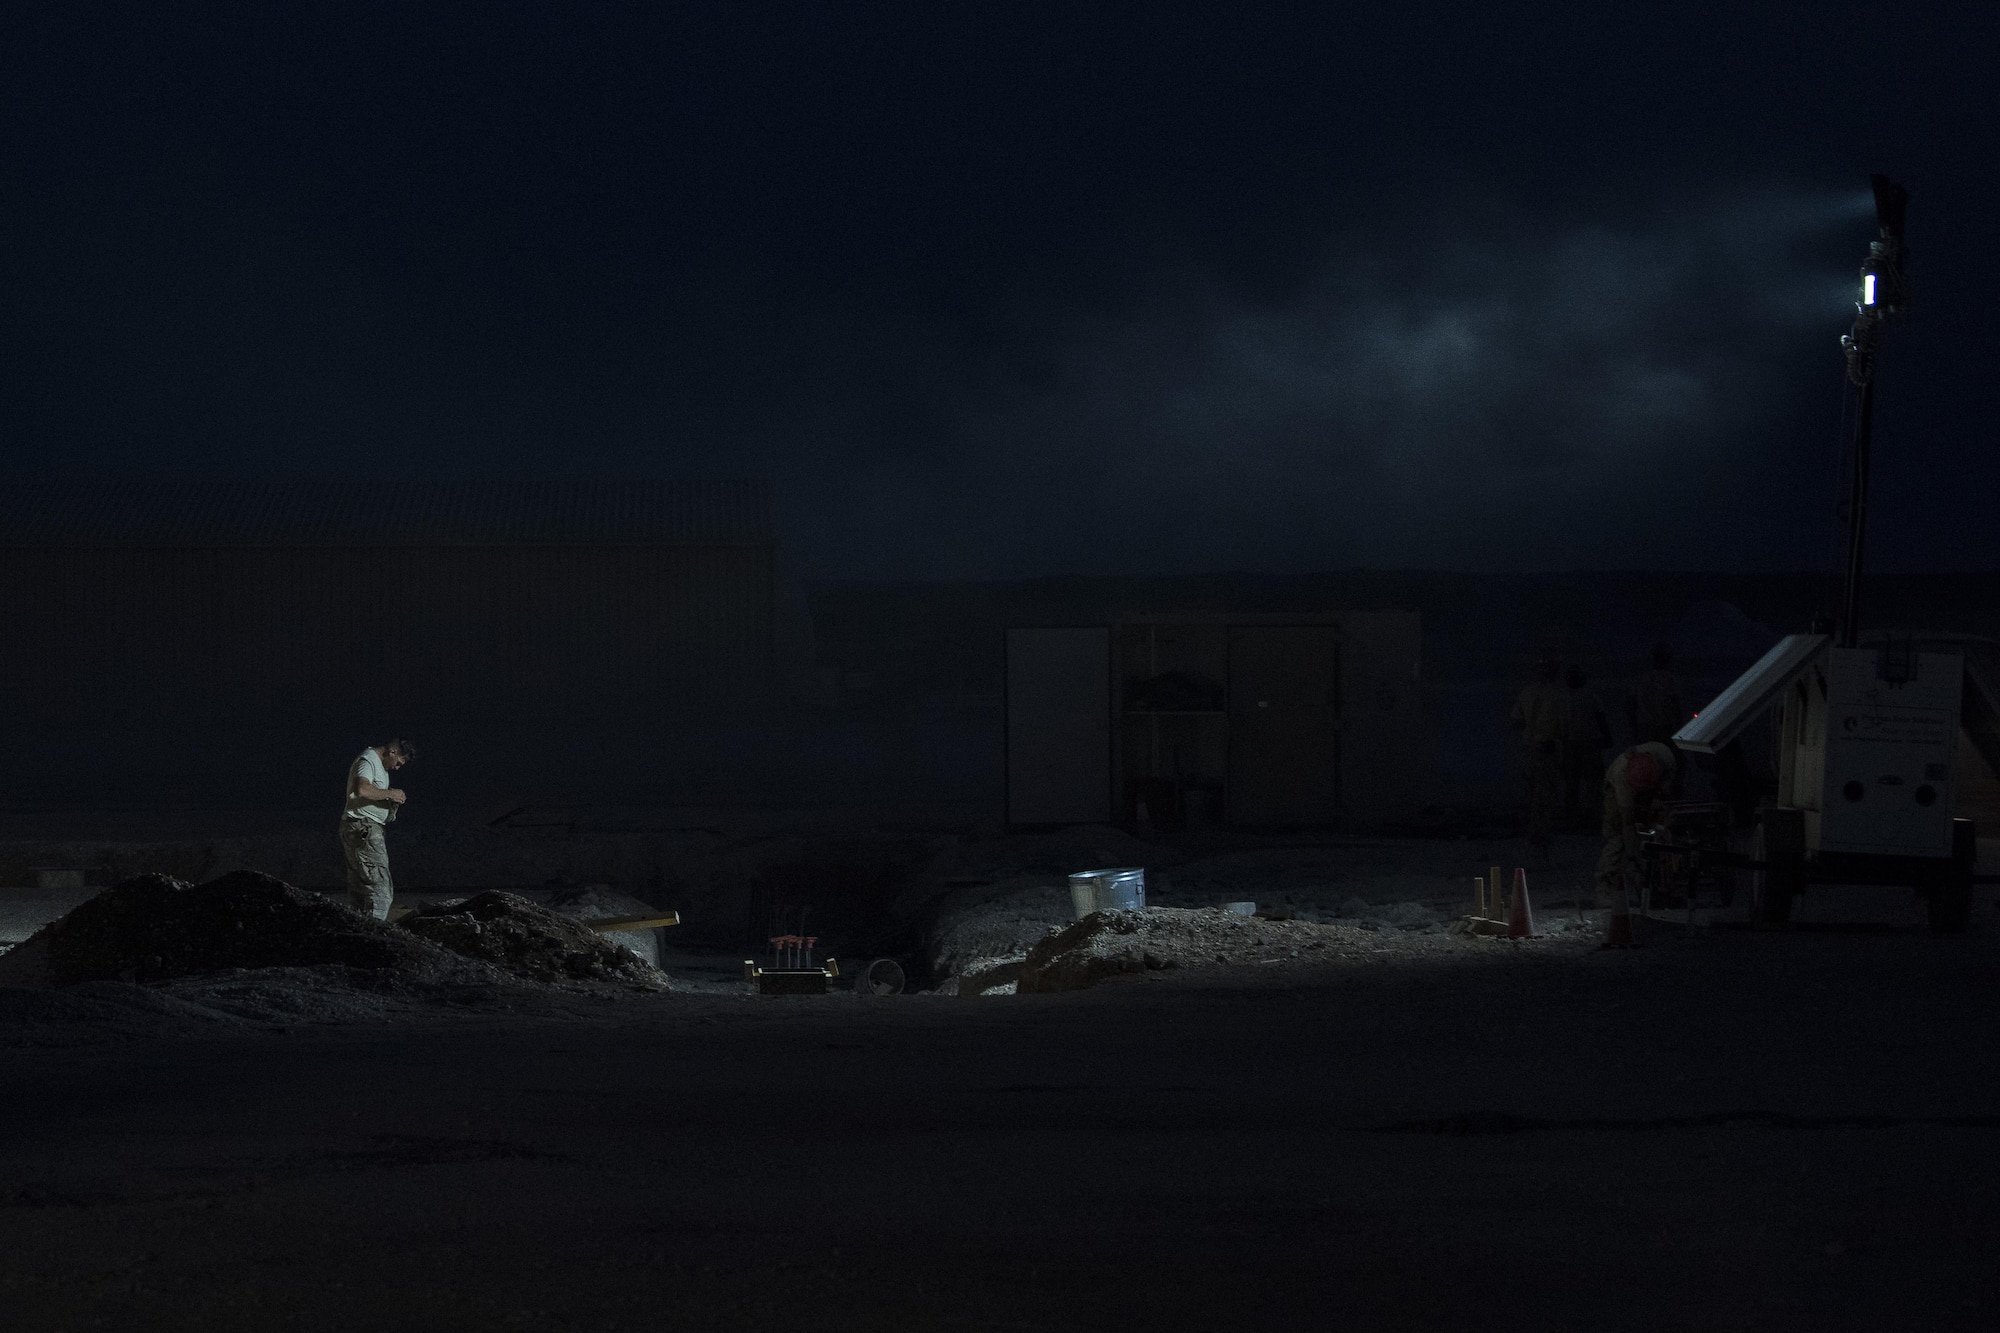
top-left (1507, 867), bottom-right (1537, 938)
top-left (1601, 874), bottom-right (1636, 949)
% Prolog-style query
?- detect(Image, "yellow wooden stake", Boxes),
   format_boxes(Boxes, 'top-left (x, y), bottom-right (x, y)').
top-left (580, 911), bottom-right (681, 932)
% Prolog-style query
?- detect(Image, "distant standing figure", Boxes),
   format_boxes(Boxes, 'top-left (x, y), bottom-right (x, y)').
top-left (1561, 665), bottom-right (1612, 826)
top-left (1511, 656), bottom-right (1569, 859)
top-left (341, 739), bottom-right (414, 920)
top-left (1595, 741), bottom-right (1679, 906)
top-left (1628, 642), bottom-right (1687, 746)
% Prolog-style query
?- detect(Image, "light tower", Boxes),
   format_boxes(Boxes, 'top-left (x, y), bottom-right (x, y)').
top-left (1834, 174), bottom-right (1910, 649)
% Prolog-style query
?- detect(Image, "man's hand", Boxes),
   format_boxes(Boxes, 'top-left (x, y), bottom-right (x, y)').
top-left (387, 788), bottom-right (407, 805)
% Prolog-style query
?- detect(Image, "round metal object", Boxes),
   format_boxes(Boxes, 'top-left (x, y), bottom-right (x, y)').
top-left (1067, 867), bottom-right (1145, 919)
top-left (858, 957), bottom-right (904, 996)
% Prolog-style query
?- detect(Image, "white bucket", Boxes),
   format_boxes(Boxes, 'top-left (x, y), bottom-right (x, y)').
top-left (1068, 868), bottom-right (1146, 919)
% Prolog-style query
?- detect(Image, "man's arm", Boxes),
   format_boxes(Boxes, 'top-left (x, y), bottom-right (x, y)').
top-left (355, 780), bottom-right (406, 804)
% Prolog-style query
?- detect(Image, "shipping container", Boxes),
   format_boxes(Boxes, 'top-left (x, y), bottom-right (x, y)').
top-left (0, 479), bottom-right (777, 807)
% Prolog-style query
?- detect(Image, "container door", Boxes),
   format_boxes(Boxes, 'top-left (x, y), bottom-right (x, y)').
top-left (1227, 625), bottom-right (1340, 825)
top-left (1336, 612), bottom-right (1425, 822)
top-left (1006, 628), bottom-right (1112, 825)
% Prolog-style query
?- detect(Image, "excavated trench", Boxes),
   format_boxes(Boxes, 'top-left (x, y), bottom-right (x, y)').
top-left (0, 819), bottom-right (1647, 1018)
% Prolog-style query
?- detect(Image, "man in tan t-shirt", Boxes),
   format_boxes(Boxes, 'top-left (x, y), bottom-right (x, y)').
top-left (340, 739), bottom-right (414, 920)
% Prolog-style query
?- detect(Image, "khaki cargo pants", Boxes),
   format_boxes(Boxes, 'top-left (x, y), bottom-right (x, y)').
top-left (339, 819), bottom-right (394, 920)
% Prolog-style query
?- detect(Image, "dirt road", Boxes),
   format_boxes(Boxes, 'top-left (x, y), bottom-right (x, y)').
top-left (3, 909), bottom-right (1996, 1330)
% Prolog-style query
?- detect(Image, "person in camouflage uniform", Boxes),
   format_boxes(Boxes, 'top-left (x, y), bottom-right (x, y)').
top-left (1511, 656), bottom-right (1569, 859)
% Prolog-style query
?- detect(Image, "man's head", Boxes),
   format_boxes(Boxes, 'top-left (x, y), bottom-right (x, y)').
top-left (379, 738), bottom-right (416, 771)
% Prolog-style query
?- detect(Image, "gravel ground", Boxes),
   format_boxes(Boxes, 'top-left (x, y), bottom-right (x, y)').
top-left (918, 829), bottom-right (1619, 993)
top-left (1015, 904), bottom-right (1605, 993)
top-left (4, 887), bottom-right (1999, 1331)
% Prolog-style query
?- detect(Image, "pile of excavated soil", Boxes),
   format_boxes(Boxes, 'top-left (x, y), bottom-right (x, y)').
top-left (918, 877), bottom-right (1072, 993)
top-left (0, 873), bottom-right (669, 1000)
top-left (0, 969), bottom-right (518, 1047)
top-left (0, 980), bottom-right (256, 1047)
top-left (914, 833), bottom-right (1627, 992)
top-left (1016, 906), bottom-right (1598, 993)
top-left (400, 891), bottom-right (669, 989)
top-left (548, 885), bottom-right (669, 969)
top-left (10, 871), bottom-right (481, 988)
top-left (156, 965), bottom-right (528, 1025)
top-left (919, 874), bottom-right (1456, 996)
top-left (1019, 907), bottom-right (1277, 992)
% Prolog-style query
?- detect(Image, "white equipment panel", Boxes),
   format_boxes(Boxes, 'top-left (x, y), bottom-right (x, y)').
top-left (1818, 647), bottom-right (1961, 857)
top-left (1673, 633), bottom-right (1828, 754)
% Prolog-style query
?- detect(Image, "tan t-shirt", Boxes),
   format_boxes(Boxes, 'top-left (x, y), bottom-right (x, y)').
top-left (1606, 741), bottom-right (1679, 824)
top-left (343, 748), bottom-right (395, 825)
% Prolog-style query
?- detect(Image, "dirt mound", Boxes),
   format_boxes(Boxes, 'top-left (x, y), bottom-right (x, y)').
top-left (918, 876), bottom-right (1068, 987)
top-left (399, 891), bottom-right (669, 989)
top-left (11, 872), bottom-right (662, 995)
top-left (0, 980), bottom-right (248, 1047)
top-left (1018, 909), bottom-right (1174, 993)
top-left (1019, 906), bottom-right (1354, 993)
top-left (548, 885), bottom-right (667, 969)
top-left (32, 871), bottom-right (467, 986)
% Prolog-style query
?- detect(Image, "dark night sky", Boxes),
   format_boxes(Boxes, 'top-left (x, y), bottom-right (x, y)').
top-left (3, 3), bottom-right (1995, 577)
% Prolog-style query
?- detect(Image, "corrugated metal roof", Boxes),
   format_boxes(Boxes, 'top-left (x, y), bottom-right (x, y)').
top-left (0, 478), bottom-right (774, 546)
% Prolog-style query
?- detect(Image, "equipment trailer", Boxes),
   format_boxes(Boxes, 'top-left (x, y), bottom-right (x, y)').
top-left (1669, 177), bottom-right (1998, 933)
top-left (1672, 634), bottom-right (2000, 932)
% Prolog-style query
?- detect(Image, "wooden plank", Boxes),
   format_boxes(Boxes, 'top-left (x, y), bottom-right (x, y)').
top-left (384, 906), bottom-right (679, 929)
top-left (579, 912), bottom-right (681, 931)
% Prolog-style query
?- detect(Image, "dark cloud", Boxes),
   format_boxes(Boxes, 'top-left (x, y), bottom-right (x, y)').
top-left (1, 5), bottom-right (1995, 576)
top-left (773, 189), bottom-right (1878, 575)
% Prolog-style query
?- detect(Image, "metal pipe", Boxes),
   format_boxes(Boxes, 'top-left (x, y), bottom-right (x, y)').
top-left (1839, 376), bottom-right (1876, 649)
top-left (1835, 175), bottom-right (1908, 649)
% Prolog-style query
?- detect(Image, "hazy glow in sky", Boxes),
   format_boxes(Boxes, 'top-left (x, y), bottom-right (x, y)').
top-left (783, 191), bottom-right (1878, 575)
top-left (1, 6), bottom-right (1992, 576)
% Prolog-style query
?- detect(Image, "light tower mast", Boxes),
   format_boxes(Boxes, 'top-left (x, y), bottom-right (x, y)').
top-left (1835, 174), bottom-right (1910, 649)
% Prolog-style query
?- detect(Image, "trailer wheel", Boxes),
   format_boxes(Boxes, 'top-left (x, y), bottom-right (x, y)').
top-left (1927, 818), bottom-right (1976, 935)
top-left (1753, 808), bottom-right (1804, 924)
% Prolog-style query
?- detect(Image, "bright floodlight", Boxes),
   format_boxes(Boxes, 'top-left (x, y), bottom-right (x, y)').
top-left (1863, 272), bottom-right (1877, 306)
